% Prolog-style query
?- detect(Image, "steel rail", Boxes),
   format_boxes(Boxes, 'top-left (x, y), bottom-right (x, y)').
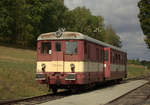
top-left (1, 76), bottom-right (149, 105)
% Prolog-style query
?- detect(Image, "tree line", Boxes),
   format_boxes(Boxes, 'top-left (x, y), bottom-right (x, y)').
top-left (0, 0), bottom-right (122, 49)
top-left (128, 59), bottom-right (150, 69)
top-left (138, 0), bottom-right (150, 49)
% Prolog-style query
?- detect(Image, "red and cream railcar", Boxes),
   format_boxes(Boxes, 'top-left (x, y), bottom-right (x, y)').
top-left (36, 32), bottom-right (127, 93)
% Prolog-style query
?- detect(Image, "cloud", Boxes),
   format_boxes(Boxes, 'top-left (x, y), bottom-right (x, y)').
top-left (65, 0), bottom-right (84, 9)
top-left (64, 0), bottom-right (150, 60)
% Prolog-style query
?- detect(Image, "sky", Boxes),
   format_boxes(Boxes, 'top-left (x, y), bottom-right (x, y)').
top-left (64, 0), bottom-right (150, 61)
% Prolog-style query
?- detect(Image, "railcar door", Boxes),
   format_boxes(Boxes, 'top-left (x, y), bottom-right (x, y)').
top-left (53, 41), bottom-right (64, 72)
top-left (104, 48), bottom-right (110, 78)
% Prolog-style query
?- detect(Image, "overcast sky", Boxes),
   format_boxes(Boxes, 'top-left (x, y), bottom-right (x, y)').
top-left (64, 0), bottom-right (150, 61)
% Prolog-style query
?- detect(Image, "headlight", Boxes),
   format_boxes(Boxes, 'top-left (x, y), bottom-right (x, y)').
top-left (41, 64), bottom-right (46, 72)
top-left (41, 64), bottom-right (46, 68)
top-left (70, 64), bottom-right (75, 68)
top-left (70, 64), bottom-right (75, 72)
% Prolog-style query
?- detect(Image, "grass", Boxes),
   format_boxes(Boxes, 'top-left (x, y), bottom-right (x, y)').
top-left (127, 64), bottom-right (150, 78)
top-left (0, 46), bottom-right (49, 100)
top-left (0, 45), bottom-right (150, 100)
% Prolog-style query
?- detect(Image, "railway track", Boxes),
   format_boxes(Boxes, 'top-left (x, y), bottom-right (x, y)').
top-left (0, 91), bottom-right (71, 105)
top-left (0, 76), bottom-right (149, 105)
top-left (106, 77), bottom-right (150, 105)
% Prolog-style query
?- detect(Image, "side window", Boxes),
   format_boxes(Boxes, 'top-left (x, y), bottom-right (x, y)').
top-left (124, 54), bottom-right (126, 64)
top-left (115, 53), bottom-right (118, 64)
top-left (41, 42), bottom-right (51, 54)
top-left (120, 55), bottom-right (122, 64)
top-left (111, 52), bottom-right (112, 63)
top-left (104, 50), bottom-right (108, 61)
top-left (65, 42), bottom-right (77, 54)
top-left (88, 45), bottom-right (90, 59)
top-left (55, 42), bottom-right (61, 52)
top-left (101, 49), bottom-right (103, 62)
top-left (118, 54), bottom-right (121, 64)
top-left (112, 53), bottom-right (115, 64)
top-left (84, 41), bottom-right (87, 54)
top-left (122, 55), bottom-right (124, 64)
top-left (99, 48), bottom-right (101, 62)
top-left (96, 48), bottom-right (99, 61)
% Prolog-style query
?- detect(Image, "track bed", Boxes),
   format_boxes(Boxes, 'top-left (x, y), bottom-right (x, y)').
top-left (106, 78), bottom-right (150, 105)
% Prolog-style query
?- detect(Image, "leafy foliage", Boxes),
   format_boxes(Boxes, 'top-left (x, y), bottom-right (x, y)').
top-left (128, 59), bottom-right (150, 69)
top-left (0, 0), bottom-right (121, 48)
top-left (103, 25), bottom-right (122, 47)
top-left (138, 0), bottom-right (150, 48)
top-left (128, 59), bottom-right (141, 65)
top-left (65, 7), bottom-right (105, 41)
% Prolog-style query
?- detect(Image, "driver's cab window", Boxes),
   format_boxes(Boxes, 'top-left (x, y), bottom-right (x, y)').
top-left (55, 42), bottom-right (61, 52)
top-left (41, 42), bottom-right (51, 54)
top-left (65, 42), bottom-right (77, 54)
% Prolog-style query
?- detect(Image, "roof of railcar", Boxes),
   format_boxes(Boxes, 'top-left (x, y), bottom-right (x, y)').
top-left (37, 32), bottom-right (126, 53)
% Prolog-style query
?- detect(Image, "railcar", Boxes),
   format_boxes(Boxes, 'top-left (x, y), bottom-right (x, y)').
top-left (36, 32), bottom-right (127, 93)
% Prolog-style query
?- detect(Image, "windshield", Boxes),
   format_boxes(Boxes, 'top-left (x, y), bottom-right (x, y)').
top-left (65, 42), bottom-right (77, 54)
top-left (41, 42), bottom-right (51, 54)
top-left (55, 42), bottom-right (61, 52)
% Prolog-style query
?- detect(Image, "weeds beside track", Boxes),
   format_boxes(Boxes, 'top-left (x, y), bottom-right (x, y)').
top-left (1, 76), bottom-right (150, 105)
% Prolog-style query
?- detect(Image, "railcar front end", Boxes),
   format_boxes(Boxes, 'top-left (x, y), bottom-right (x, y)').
top-left (36, 32), bottom-right (87, 93)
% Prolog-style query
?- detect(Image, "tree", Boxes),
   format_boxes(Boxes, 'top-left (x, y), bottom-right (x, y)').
top-left (65, 7), bottom-right (121, 47)
top-left (103, 25), bottom-right (122, 47)
top-left (138, 0), bottom-right (150, 48)
top-left (0, 0), bottom-right (68, 48)
top-left (0, 0), bottom-right (34, 47)
top-left (0, 0), bottom-right (122, 49)
top-left (26, 0), bottom-right (68, 47)
top-left (65, 7), bottom-right (105, 41)
top-left (0, 0), bottom-right (14, 43)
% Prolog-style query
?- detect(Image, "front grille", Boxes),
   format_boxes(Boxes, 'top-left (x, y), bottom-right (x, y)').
top-left (36, 73), bottom-right (46, 80)
top-left (65, 73), bottom-right (76, 80)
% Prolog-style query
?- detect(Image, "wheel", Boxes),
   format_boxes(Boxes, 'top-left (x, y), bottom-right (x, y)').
top-left (116, 78), bottom-right (123, 84)
top-left (52, 87), bottom-right (58, 94)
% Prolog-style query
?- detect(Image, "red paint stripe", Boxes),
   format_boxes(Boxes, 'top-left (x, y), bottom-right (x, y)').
top-left (37, 71), bottom-right (126, 85)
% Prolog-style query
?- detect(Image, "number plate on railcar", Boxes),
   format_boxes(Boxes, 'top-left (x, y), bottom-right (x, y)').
top-left (36, 73), bottom-right (46, 80)
top-left (65, 73), bottom-right (76, 80)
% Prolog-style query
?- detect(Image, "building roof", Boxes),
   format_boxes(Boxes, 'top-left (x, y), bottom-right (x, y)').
top-left (37, 32), bottom-right (126, 53)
